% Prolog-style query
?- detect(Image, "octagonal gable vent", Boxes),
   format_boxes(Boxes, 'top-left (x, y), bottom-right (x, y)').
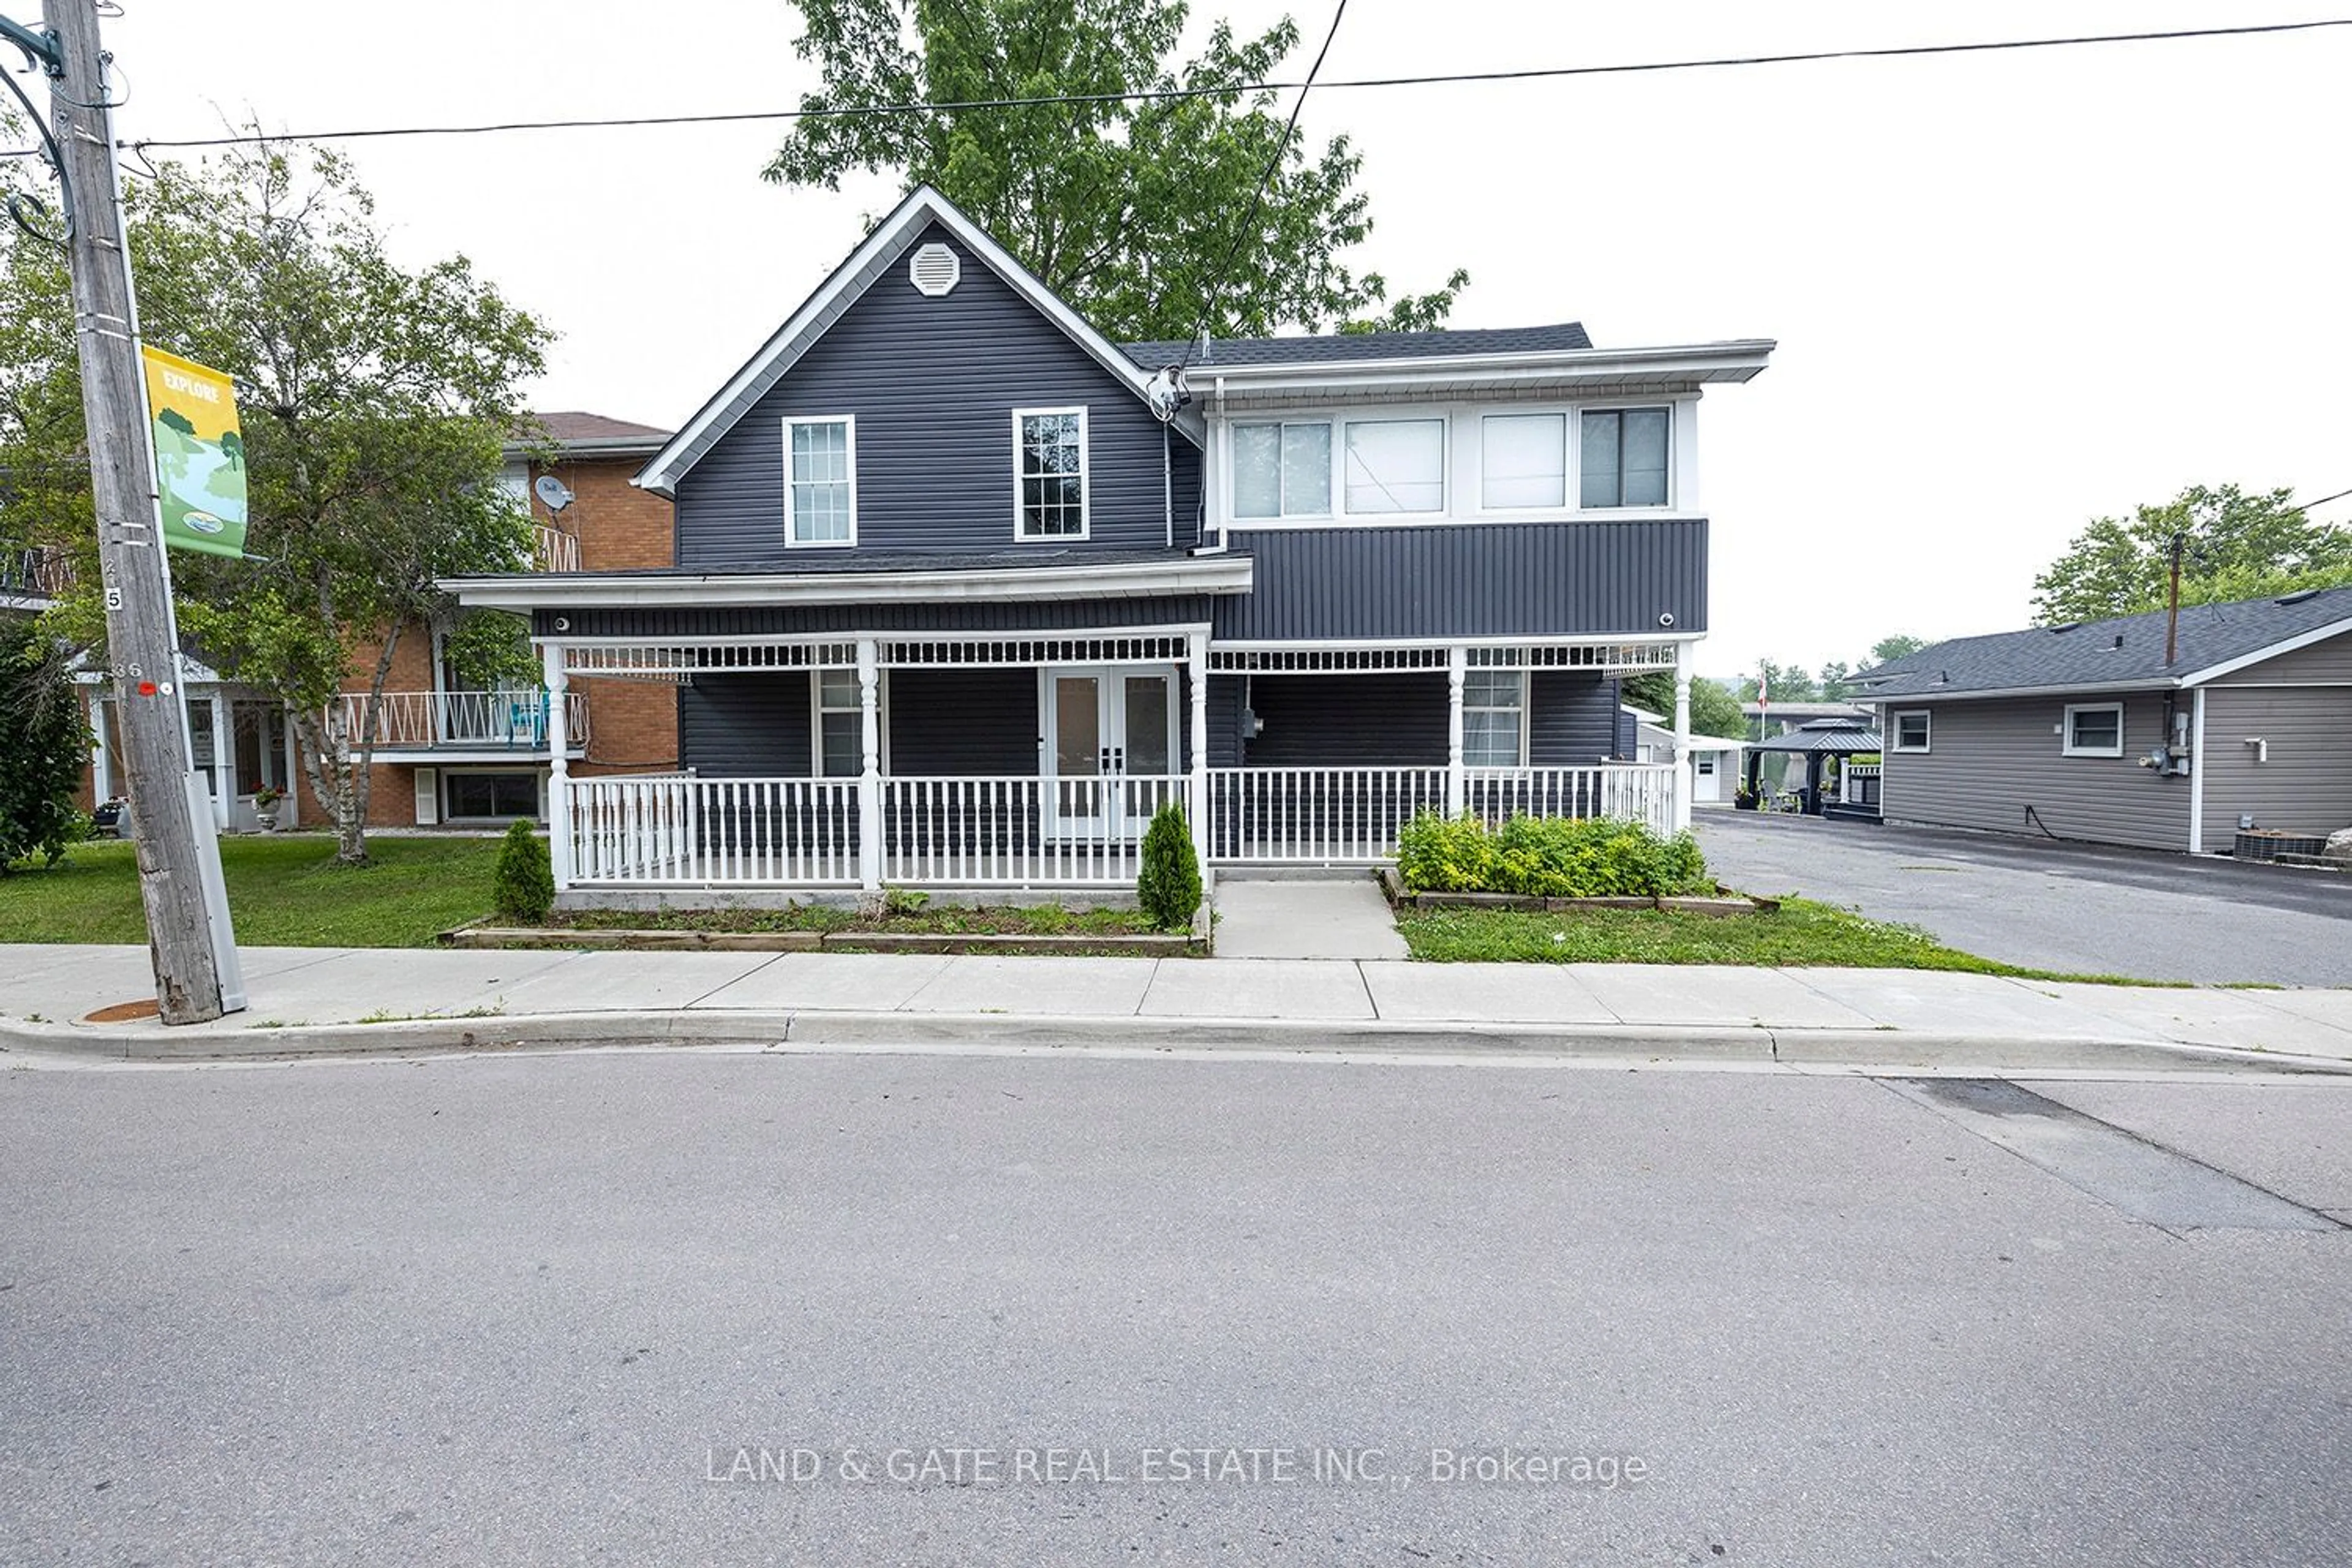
top-left (909, 243), bottom-right (961, 297)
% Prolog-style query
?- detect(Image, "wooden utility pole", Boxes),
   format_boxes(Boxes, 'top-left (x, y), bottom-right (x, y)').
top-left (2163, 530), bottom-right (2187, 666)
top-left (37, 0), bottom-right (236, 1021)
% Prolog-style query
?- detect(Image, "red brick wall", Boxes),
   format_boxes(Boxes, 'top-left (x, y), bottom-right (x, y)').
top-left (536, 452), bottom-right (679, 779)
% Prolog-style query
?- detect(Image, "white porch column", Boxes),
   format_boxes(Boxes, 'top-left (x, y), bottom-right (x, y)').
top-left (1670, 641), bottom-right (1694, 833)
top-left (1188, 631), bottom-right (1210, 878)
top-left (856, 638), bottom-right (883, 892)
top-left (208, 692), bottom-right (233, 829)
top-left (541, 640), bottom-right (572, 891)
top-left (89, 695), bottom-right (111, 802)
top-left (1445, 646), bottom-right (1467, 818)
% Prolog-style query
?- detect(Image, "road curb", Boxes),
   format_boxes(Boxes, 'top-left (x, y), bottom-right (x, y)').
top-left (6, 1010), bottom-right (2349, 1076)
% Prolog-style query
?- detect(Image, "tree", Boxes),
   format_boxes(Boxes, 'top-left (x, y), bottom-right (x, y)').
top-left (4, 140), bottom-right (551, 864)
top-left (0, 617), bottom-right (89, 873)
top-left (1735, 660), bottom-right (1819, 706)
top-left (157, 407), bottom-right (195, 438)
top-left (1868, 633), bottom-right (1926, 668)
top-left (762, 0), bottom-right (1469, 340)
top-left (1621, 671), bottom-right (1746, 741)
top-left (2030, 484), bottom-right (2352, 625)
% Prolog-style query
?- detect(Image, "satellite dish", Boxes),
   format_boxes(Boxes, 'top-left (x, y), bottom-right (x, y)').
top-left (533, 475), bottom-right (575, 513)
top-left (1145, 364), bottom-right (1189, 424)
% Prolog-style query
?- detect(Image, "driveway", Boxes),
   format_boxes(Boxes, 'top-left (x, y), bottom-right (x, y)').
top-left (1694, 812), bottom-right (2352, 986)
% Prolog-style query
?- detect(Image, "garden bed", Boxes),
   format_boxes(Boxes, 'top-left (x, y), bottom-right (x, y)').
top-left (440, 900), bottom-right (1210, 956)
top-left (1374, 865), bottom-right (1771, 916)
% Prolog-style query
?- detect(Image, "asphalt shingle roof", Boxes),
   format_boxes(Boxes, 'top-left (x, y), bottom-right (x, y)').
top-left (1118, 322), bottom-right (1594, 369)
top-left (1860, 586), bottom-right (2352, 699)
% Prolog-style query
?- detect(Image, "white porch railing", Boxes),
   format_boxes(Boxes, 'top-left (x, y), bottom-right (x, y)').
top-left (568, 776), bottom-right (860, 886)
top-left (1841, 761), bottom-right (1882, 806)
top-left (881, 774), bottom-right (1188, 886)
top-left (1463, 764), bottom-right (1679, 838)
top-left (1206, 766), bottom-right (1449, 865)
top-left (332, 690), bottom-right (590, 751)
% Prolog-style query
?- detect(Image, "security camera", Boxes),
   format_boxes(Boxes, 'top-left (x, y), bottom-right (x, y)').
top-left (1657, 612), bottom-right (1676, 628)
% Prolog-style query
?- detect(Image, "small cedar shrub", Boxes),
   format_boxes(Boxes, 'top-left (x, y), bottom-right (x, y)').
top-left (1396, 812), bottom-right (1711, 899)
top-left (1136, 799), bottom-right (1203, 932)
top-left (491, 818), bottom-right (556, 924)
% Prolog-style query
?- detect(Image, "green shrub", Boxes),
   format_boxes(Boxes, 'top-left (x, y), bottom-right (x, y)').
top-left (1136, 800), bottom-right (1203, 931)
top-left (491, 819), bottom-right (555, 924)
top-left (1395, 812), bottom-right (1711, 899)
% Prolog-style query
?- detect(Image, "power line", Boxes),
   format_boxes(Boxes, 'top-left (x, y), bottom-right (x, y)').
top-left (0, 17), bottom-right (2342, 160)
top-left (1182, 0), bottom-right (1348, 364)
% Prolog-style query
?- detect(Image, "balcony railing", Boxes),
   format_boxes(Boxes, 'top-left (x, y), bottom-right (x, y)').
top-left (532, 524), bottom-right (581, 573)
top-left (1, 545), bottom-right (76, 600)
top-left (330, 690), bottom-right (590, 752)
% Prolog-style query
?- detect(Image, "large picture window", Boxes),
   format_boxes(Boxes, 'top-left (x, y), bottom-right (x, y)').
top-left (1481, 413), bottom-right (1567, 510)
top-left (444, 771), bottom-right (541, 820)
top-left (1463, 669), bottom-right (1526, 767)
top-left (1014, 408), bottom-right (1088, 539)
top-left (1233, 421), bottom-right (1332, 519)
top-left (1580, 407), bottom-right (1671, 508)
top-left (784, 417), bottom-right (855, 546)
top-left (1343, 418), bottom-right (1446, 514)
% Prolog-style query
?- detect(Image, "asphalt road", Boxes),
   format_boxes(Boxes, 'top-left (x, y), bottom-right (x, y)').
top-left (1695, 812), bottom-right (2352, 985)
top-left (4, 1047), bottom-right (2349, 1566)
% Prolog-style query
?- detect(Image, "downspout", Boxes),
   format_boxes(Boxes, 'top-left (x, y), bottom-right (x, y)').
top-left (1163, 424), bottom-right (1173, 551)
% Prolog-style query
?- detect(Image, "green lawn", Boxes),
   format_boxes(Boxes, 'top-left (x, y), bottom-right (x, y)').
top-left (0, 834), bottom-right (502, 948)
top-left (1396, 897), bottom-right (2176, 986)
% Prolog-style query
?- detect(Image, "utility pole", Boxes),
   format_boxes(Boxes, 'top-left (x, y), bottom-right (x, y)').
top-left (2163, 529), bottom-right (2187, 667)
top-left (19, 0), bottom-right (238, 1022)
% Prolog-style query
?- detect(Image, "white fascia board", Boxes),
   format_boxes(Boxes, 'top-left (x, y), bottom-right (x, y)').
top-left (1197, 339), bottom-right (1777, 399)
top-left (441, 557), bottom-right (1256, 611)
top-left (2176, 615), bottom-right (2352, 687)
top-left (636, 186), bottom-right (1196, 498)
top-left (1861, 679), bottom-right (2179, 704)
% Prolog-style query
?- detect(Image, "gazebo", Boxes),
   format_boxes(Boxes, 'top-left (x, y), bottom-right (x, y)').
top-left (1743, 715), bottom-right (1883, 815)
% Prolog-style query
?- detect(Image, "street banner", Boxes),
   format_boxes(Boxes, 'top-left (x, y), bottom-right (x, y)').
top-left (140, 346), bottom-right (249, 559)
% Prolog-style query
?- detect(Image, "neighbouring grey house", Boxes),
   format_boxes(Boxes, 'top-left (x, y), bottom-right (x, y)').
top-left (1855, 587), bottom-right (2352, 854)
top-left (444, 186), bottom-right (1774, 896)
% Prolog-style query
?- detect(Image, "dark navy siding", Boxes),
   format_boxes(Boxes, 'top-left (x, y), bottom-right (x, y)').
top-left (1529, 672), bottom-right (1619, 766)
top-left (536, 595), bottom-right (1215, 642)
top-left (676, 223), bottom-right (1196, 564)
top-left (1238, 674), bottom-right (1448, 766)
top-left (1212, 519), bottom-right (1706, 640)
top-left (886, 669), bottom-right (1037, 774)
top-left (680, 673), bottom-right (811, 777)
top-left (1611, 696), bottom-right (1638, 761)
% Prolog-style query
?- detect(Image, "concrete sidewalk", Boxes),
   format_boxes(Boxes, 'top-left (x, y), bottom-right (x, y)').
top-left (6, 943), bottom-right (2352, 1074)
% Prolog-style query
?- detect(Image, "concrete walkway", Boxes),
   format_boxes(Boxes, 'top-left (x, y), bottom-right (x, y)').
top-left (6, 943), bottom-right (2352, 1073)
top-left (1209, 877), bottom-right (1411, 959)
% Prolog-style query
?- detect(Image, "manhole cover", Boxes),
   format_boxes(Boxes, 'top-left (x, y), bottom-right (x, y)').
top-left (83, 998), bottom-right (162, 1024)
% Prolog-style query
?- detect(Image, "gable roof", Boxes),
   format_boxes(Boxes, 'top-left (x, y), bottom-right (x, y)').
top-left (635, 186), bottom-right (1178, 498)
top-left (1120, 323), bottom-right (1594, 369)
top-left (1860, 586), bottom-right (2352, 701)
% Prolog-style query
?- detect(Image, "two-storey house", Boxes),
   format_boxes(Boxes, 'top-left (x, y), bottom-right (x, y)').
top-left (447, 187), bottom-right (1773, 897)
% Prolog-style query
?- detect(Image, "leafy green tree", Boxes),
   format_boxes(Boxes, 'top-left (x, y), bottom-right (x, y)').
top-left (1621, 671), bottom-right (1745, 741)
top-left (5, 139), bottom-right (551, 864)
top-left (1868, 633), bottom-right (1927, 667)
top-left (2030, 484), bottom-right (2351, 624)
top-left (0, 617), bottom-right (89, 873)
top-left (1735, 660), bottom-right (1819, 706)
top-left (763, 0), bottom-right (1468, 339)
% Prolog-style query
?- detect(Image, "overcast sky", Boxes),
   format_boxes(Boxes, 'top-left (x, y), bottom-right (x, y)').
top-left (50, 1), bottom-right (2352, 677)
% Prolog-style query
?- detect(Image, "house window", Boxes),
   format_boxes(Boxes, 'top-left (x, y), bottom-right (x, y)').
top-left (785, 417), bottom-right (855, 546)
top-left (1462, 669), bottom-right (1526, 767)
top-left (2063, 702), bottom-right (2124, 758)
top-left (1481, 413), bottom-right (1567, 510)
top-left (1232, 421), bottom-right (1332, 519)
top-left (813, 669), bottom-right (870, 778)
top-left (444, 771), bottom-right (541, 820)
top-left (1580, 407), bottom-right (1671, 508)
top-left (1892, 710), bottom-right (1932, 753)
top-left (1343, 418), bottom-right (1446, 514)
top-left (1014, 408), bottom-right (1088, 538)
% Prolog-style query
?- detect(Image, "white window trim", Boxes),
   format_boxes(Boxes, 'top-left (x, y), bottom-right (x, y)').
top-left (1891, 709), bottom-right (1932, 753)
top-left (810, 668), bottom-right (889, 778)
top-left (1462, 668), bottom-right (1529, 768)
top-left (1575, 401), bottom-right (1676, 514)
top-left (2062, 701), bottom-right (2126, 758)
top-left (1340, 412), bottom-right (1450, 520)
top-left (782, 414), bottom-right (858, 549)
top-left (1230, 418), bottom-right (1335, 522)
top-left (1012, 405), bottom-right (1091, 542)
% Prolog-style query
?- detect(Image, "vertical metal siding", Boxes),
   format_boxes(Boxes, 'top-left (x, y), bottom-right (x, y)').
top-left (535, 596), bottom-right (1215, 643)
top-left (675, 224), bottom-right (1189, 565)
top-left (1879, 692), bottom-right (2191, 851)
top-left (1211, 519), bottom-right (1706, 640)
top-left (2197, 685), bottom-right (2352, 850)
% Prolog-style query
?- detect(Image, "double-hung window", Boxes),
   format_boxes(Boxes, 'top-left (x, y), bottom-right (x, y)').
top-left (1892, 710), bottom-right (1931, 753)
top-left (813, 669), bottom-right (873, 778)
top-left (1462, 669), bottom-right (1526, 767)
top-left (1481, 413), bottom-right (1567, 510)
top-left (1580, 407), bottom-right (1671, 508)
top-left (2062, 703), bottom-right (2124, 758)
top-left (1015, 408), bottom-right (1088, 539)
top-left (784, 417), bottom-right (855, 546)
top-left (1232, 421), bottom-right (1332, 519)
top-left (1342, 418), bottom-right (1446, 514)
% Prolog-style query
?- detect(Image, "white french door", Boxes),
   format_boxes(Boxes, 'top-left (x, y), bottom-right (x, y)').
top-left (1043, 666), bottom-right (1178, 838)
